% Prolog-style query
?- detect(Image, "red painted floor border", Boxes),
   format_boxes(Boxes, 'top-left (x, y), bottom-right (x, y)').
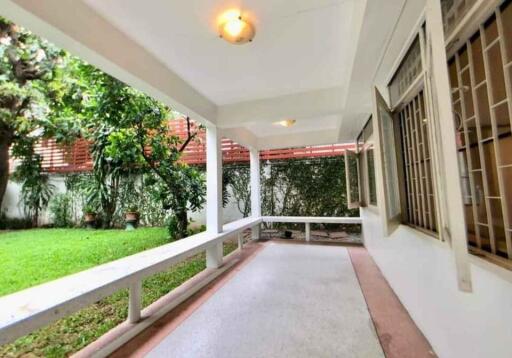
top-left (348, 247), bottom-right (437, 358)
top-left (109, 241), bottom-right (267, 358)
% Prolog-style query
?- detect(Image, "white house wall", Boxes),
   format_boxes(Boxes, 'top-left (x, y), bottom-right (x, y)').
top-left (362, 209), bottom-right (512, 358)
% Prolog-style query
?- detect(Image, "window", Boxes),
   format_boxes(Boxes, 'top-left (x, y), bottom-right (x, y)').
top-left (389, 37), bottom-right (422, 105)
top-left (386, 29), bottom-right (439, 235)
top-left (448, 1), bottom-right (512, 266)
top-left (345, 149), bottom-right (360, 209)
top-left (356, 117), bottom-right (377, 207)
top-left (375, 88), bottom-right (401, 224)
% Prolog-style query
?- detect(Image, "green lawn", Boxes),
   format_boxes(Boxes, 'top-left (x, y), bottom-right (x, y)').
top-left (0, 228), bottom-right (238, 357)
top-left (0, 228), bottom-right (172, 296)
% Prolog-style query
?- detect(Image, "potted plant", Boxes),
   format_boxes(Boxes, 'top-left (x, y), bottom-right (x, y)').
top-left (83, 204), bottom-right (97, 229)
top-left (125, 205), bottom-right (140, 231)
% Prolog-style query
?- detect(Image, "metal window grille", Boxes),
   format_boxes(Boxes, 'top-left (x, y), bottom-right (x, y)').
top-left (397, 91), bottom-right (438, 233)
top-left (448, 0), bottom-right (512, 266)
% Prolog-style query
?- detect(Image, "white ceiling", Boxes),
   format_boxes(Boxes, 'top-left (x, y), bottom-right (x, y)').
top-left (84, 0), bottom-right (355, 106)
top-left (5, 0), bottom-right (425, 149)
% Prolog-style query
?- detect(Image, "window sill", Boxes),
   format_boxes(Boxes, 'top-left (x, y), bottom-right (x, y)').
top-left (400, 224), bottom-right (447, 248)
top-left (468, 250), bottom-right (512, 285)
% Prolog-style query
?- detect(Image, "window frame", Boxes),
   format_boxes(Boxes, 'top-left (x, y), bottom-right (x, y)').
top-left (355, 117), bottom-right (378, 209)
top-left (381, 25), bottom-right (443, 239)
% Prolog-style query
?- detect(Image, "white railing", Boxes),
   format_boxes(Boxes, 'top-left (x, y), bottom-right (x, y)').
top-left (0, 216), bottom-right (361, 346)
top-left (0, 217), bottom-right (261, 345)
top-left (262, 216), bottom-right (362, 241)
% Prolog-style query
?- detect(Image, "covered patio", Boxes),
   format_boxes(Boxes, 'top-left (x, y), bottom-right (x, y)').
top-left (1, 0), bottom-right (512, 357)
top-left (84, 241), bottom-right (433, 358)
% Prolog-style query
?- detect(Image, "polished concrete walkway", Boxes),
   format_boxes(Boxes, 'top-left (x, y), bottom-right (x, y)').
top-left (146, 243), bottom-right (384, 358)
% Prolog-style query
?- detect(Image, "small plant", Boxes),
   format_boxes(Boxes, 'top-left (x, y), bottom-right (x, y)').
top-left (82, 204), bottom-right (97, 215)
top-left (49, 193), bottom-right (73, 228)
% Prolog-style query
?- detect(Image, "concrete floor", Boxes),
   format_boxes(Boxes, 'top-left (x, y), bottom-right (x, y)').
top-left (146, 243), bottom-right (385, 358)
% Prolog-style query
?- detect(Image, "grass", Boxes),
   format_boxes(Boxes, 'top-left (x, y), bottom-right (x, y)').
top-left (0, 228), bottom-right (238, 357)
top-left (0, 228), bottom-right (172, 296)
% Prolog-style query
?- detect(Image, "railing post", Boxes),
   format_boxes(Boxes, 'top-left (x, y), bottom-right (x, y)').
top-left (128, 281), bottom-right (142, 323)
top-left (238, 232), bottom-right (244, 250)
top-left (206, 242), bottom-right (223, 269)
top-left (305, 222), bottom-right (311, 242)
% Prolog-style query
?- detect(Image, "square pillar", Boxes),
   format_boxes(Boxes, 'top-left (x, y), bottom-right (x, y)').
top-left (250, 147), bottom-right (261, 240)
top-left (206, 126), bottom-right (223, 268)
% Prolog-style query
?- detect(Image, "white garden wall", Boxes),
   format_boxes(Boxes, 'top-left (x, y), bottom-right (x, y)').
top-left (1, 176), bottom-right (244, 227)
top-left (362, 208), bottom-right (512, 358)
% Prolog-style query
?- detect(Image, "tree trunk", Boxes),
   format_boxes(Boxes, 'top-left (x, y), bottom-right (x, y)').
top-left (0, 137), bottom-right (11, 209)
top-left (176, 209), bottom-right (188, 239)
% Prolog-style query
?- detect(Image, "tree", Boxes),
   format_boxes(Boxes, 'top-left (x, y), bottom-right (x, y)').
top-left (0, 17), bottom-right (79, 212)
top-left (80, 71), bottom-right (205, 236)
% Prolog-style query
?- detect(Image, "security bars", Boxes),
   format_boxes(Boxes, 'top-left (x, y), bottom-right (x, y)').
top-left (447, 0), bottom-right (512, 266)
top-left (397, 91), bottom-right (438, 233)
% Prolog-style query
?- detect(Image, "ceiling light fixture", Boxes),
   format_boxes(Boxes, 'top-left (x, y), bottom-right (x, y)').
top-left (218, 9), bottom-right (255, 45)
top-left (273, 119), bottom-right (296, 128)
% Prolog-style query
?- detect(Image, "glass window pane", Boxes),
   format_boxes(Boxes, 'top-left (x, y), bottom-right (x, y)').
top-left (367, 149), bottom-right (377, 205)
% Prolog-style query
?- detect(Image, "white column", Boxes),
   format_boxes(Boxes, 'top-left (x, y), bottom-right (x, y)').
top-left (206, 126), bottom-right (223, 268)
top-left (250, 147), bottom-right (261, 240)
top-left (426, 0), bottom-right (472, 292)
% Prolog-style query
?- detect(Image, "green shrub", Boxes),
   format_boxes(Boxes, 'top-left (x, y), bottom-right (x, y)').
top-left (0, 212), bottom-right (32, 230)
top-left (48, 193), bottom-right (73, 228)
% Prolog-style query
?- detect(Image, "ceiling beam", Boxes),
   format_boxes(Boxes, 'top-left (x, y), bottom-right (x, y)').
top-left (221, 127), bottom-right (258, 150)
top-left (256, 130), bottom-right (341, 150)
top-left (4, 0), bottom-right (218, 125)
top-left (216, 87), bottom-right (345, 128)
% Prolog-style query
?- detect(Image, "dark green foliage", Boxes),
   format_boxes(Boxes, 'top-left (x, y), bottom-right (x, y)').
top-left (0, 212), bottom-right (32, 230)
top-left (224, 158), bottom-right (357, 230)
top-left (0, 16), bottom-right (80, 211)
top-left (224, 164), bottom-right (251, 217)
top-left (260, 157), bottom-right (356, 217)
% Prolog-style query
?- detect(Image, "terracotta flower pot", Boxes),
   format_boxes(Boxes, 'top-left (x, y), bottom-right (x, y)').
top-left (84, 213), bottom-right (96, 223)
top-left (125, 212), bottom-right (139, 222)
top-left (84, 213), bottom-right (96, 229)
top-left (125, 212), bottom-right (140, 231)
